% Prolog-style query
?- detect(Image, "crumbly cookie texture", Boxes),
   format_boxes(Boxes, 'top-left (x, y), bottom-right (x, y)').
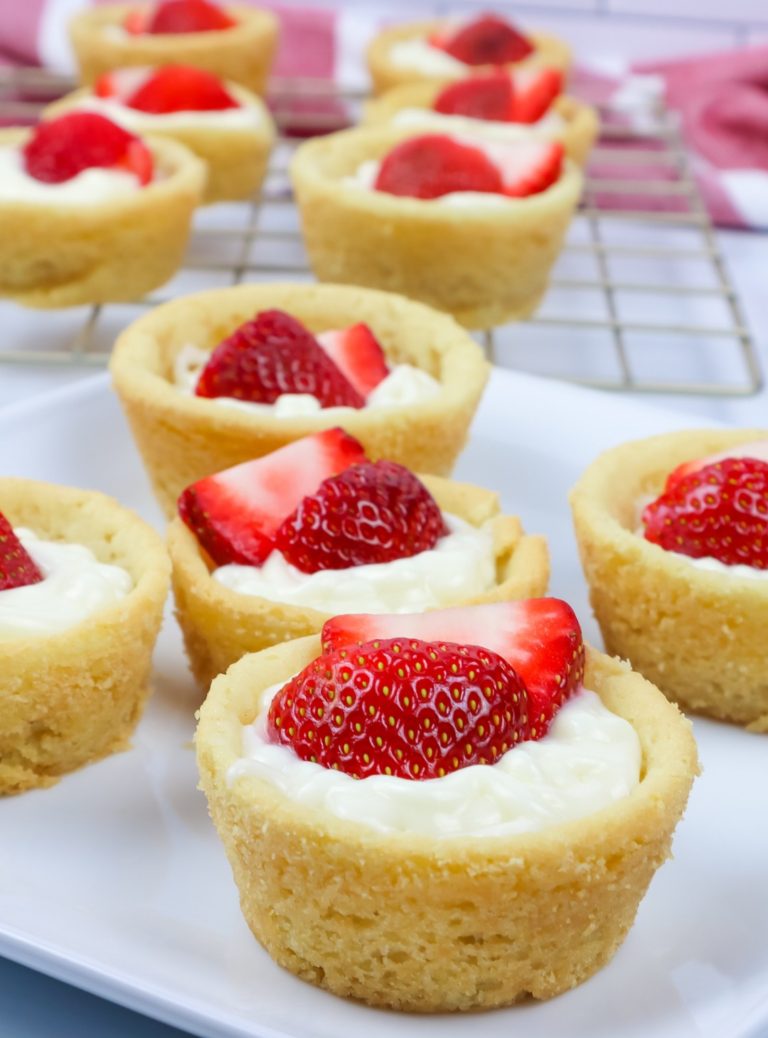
top-left (363, 82), bottom-right (599, 167)
top-left (290, 126), bottom-right (582, 330)
top-left (196, 639), bottom-right (698, 1011)
top-left (69, 4), bottom-right (278, 96)
top-left (170, 474), bottom-right (549, 689)
top-left (0, 130), bottom-right (204, 308)
top-left (367, 20), bottom-right (571, 96)
top-left (110, 282), bottom-right (489, 516)
top-left (0, 479), bottom-right (170, 795)
top-left (570, 427), bottom-right (768, 731)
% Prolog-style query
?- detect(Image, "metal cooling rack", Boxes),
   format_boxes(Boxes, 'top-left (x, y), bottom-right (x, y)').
top-left (0, 67), bottom-right (761, 395)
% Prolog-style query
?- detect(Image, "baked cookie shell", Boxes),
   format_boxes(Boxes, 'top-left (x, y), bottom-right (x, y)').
top-left (290, 125), bottom-right (582, 329)
top-left (570, 427), bottom-right (768, 730)
top-left (0, 479), bottom-right (170, 795)
top-left (170, 474), bottom-right (550, 688)
top-left (110, 282), bottom-right (490, 515)
top-left (196, 639), bottom-right (697, 1011)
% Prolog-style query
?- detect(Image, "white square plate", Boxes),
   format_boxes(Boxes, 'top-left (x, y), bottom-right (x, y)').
top-left (0, 370), bottom-right (766, 1038)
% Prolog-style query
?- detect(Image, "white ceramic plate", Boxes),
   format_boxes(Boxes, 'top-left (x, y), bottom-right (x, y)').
top-left (0, 371), bottom-right (766, 1038)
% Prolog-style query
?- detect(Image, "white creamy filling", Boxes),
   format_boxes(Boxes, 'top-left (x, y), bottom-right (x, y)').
top-left (213, 513), bottom-right (495, 613)
top-left (388, 38), bottom-right (468, 75)
top-left (343, 156), bottom-right (513, 207)
top-left (0, 146), bottom-right (144, 205)
top-left (229, 687), bottom-right (641, 838)
top-left (173, 344), bottom-right (442, 416)
top-left (69, 95), bottom-right (265, 131)
top-left (392, 107), bottom-right (564, 142)
top-left (0, 528), bottom-right (133, 639)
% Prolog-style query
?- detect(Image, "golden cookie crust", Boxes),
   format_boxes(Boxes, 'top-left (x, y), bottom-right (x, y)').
top-left (170, 474), bottom-right (550, 688)
top-left (110, 282), bottom-right (490, 515)
top-left (367, 20), bottom-right (571, 96)
top-left (570, 427), bottom-right (768, 731)
top-left (290, 125), bottom-right (582, 329)
top-left (45, 82), bottom-right (275, 205)
top-left (196, 638), bottom-right (697, 1011)
top-left (69, 4), bottom-right (278, 96)
top-left (363, 82), bottom-right (599, 167)
top-left (0, 479), bottom-right (170, 796)
top-left (0, 130), bottom-right (205, 308)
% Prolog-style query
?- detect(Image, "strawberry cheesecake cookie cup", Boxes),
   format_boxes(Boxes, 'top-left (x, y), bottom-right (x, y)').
top-left (368, 12), bottom-right (571, 96)
top-left (45, 66), bottom-right (275, 205)
top-left (571, 429), bottom-right (768, 730)
top-left (170, 430), bottom-right (549, 687)
top-left (291, 126), bottom-right (582, 328)
top-left (197, 599), bottom-right (697, 1010)
top-left (0, 478), bottom-right (170, 795)
top-left (70, 0), bottom-right (278, 96)
top-left (0, 112), bottom-right (204, 308)
top-left (110, 283), bottom-right (489, 515)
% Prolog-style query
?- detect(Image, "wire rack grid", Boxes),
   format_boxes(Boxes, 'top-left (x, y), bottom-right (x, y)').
top-left (0, 67), bottom-right (761, 396)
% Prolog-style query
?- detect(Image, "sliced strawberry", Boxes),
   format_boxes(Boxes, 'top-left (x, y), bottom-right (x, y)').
top-left (94, 72), bottom-right (119, 99)
top-left (433, 14), bottom-right (533, 67)
top-left (125, 65), bottom-right (238, 114)
top-left (23, 113), bottom-right (153, 185)
top-left (510, 67), bottom-right (563, 123)
top-left (123, 9), bottom-right (146, 34)
top-left (375, 134), bottom-right (504, 200)
top-left (433, 73), bottom-right (515, 122)
top-left (178, 428), bottom-right (367, 566)
top-left (274, 460), bottom-right (449, 573)
top-left (268, 637), bottom-right (529, 779)
top-left (485, 138), bottom-right (564, 197)
top-left (643, 457), bottom-right (768, 569)
top-left (194, 310), bottom-right (365, 409)
top-left (0, 513), bottom-right (44, 592)
top-left (322, 598), bottom-right (585, 739)
top-left (145, 0), bottom-right (235, 34)
top-left (316, 324), bottom-right (389, 399)
top-left (664, 439), bottom-right (768, 492)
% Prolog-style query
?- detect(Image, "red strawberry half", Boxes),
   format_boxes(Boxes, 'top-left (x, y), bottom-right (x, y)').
top-left (0, 513), bottom-right (44, 592)
top-left (374, 134), bottom-right (503, 199)
top-left (23, 113), bottom-right (153, 185)
top-left (664, 439), bottom-right (768, 493)
top-left (178, 428), bottom-right (366, 566)
top-left (267, 637), bottom-right (529, 779)
top-left (144, 0), bottom-right (235, 34)
top-left (643, 457), bottom-right (768, 569)
top-left (432, 14), bottom-right (533, 66)
top-left (316, 324), bottom-right (389, 399)
top-left (487, 138), bottom-right (564, 197)
top-left (195, 309), bottom-right (365, 408)
top-left (511, 67), bottom-right (563, 123)
top-left (275, 460), bottom-right (449, 573)
top-left (125, 65), bottom-right (238, 113)
top-left (322, 598), bottom-right (585, 739)
top-left (434, 73), bottom-right (515, 122)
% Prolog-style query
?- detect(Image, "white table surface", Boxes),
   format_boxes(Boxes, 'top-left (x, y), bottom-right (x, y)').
top-left (1, 227), bottom-right (766, 1038)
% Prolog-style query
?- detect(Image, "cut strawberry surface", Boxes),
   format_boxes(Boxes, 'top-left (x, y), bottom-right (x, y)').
top-left (316, 323), bottom-right (389, 399)
top-left (23, 113), bottom-right (153, 185)
top-left (664, 439), bottom-right (768, 492)
top-left (510, 67), bottom-right (563, 123)
top-left (194, 309), bottom-right (365, 408)
top-left (489, 138), bottom-right (564, 197)
top-left (433, 73), bottom-right (515, 122)
top-left (178, 428), bottom-right (367, 566)
top-left (123, 9), bottom-right (146, 34)
top-left (374, 134), bottom-right (504, 199)
top-left (267, 637), bottom-right (529, 779)
top-left (144, 0), bottom-right (235, 34)
top-left (275, 460), bottom-right (449, 573)
top-left (434, 14), bottom-right (533, 67)
top-left (322, 598), bottom-right (585, 739)
top-left (643, 457), bottom-right (768, 569)
top-left (125, 65), bottom-right (239, 113)
top-left (0, 513), bottom-right (44, 592)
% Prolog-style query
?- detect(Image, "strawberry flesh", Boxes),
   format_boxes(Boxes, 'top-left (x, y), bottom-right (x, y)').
top-left (267, 637), bottom-right (529, 779)
top-left (433, 73), bottom-right (515, 122)
top-left (23, 113), bottom-right (153, 185)
top-left (144, 0), bottom-right (235, 34)
top-left (322, 598), bottom-right (585, 739)
top-left (0, 513), bottom-right (44, 592)
top-left (123, 9), bottom-right (146, 34)
top-left (178, 428), bottom-right (367, 566)
top-left (375, 133), bottom-right (504, 199)
top-left (125, 65), bottom-right (239, 113)
top-left (434, 14), bottom-right (533, 66)
top-left (664, 439), bottom-right (768, 492)
top-left (316, 323), bottom-right (389, 399)
top-left (511, 67), bottom-right (563, 123)
top-left (487, 138), bottom-right (564, 197)
top-left (643, 457), bottom-right (768, 569)
top-left (194, 310), bottom-right (365, 408)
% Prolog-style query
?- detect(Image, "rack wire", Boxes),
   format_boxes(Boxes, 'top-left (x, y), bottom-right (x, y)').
top-left (0, 67), bottom-right (761, 395)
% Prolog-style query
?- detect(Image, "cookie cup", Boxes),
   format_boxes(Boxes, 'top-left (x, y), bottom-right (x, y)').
top-left (0, 130), bottom-right (205, 308)
top-left (170, 475), bottom-right (550, 688)
top-left (69, 4), bottom-right (278, 95)
top-left (110, 282), bottom-right (490, 515)
top-left (0, 479), bottom-right (170, 796)
top-left (570, 428), bottom-right (768, 731)
top-left (290, 125), bottom-right (583, 329)
top-left (363, 83), bottom-right (599, 167)
top-left (196, 639), bottom-right (697, 1011)
top-left (367, 20), bottom-right (571, 96)
top-left (45, 82), bottom-right (275, 205)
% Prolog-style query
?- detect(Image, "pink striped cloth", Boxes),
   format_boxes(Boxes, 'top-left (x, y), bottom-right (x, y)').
top-left (2, 2), bottom-right (767, 229)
